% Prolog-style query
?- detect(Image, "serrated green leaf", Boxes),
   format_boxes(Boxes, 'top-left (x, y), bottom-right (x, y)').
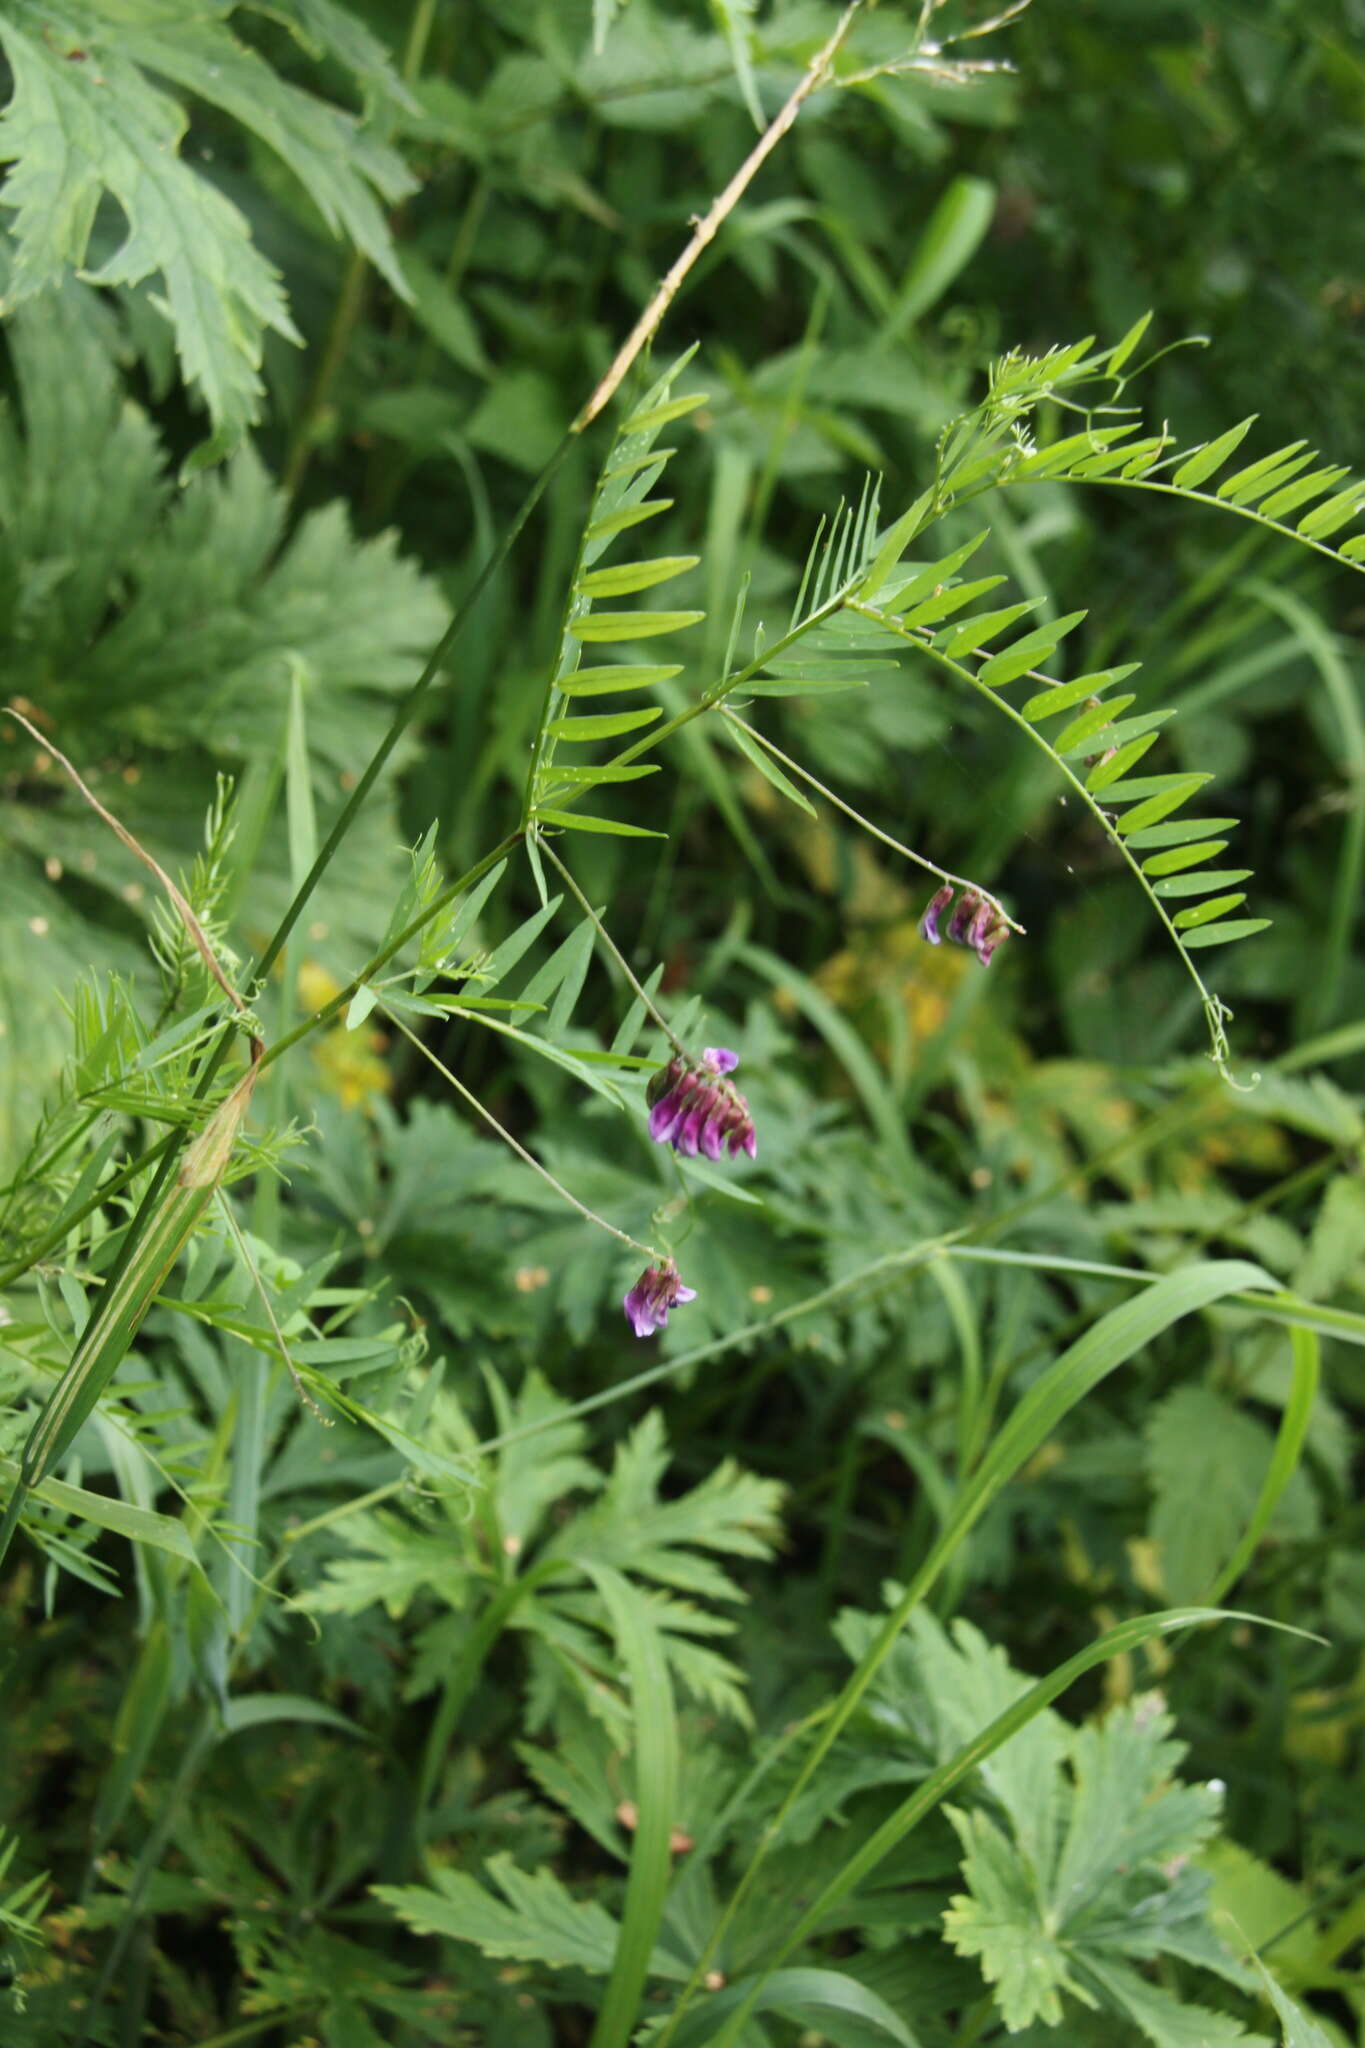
top-left (1248, 1956), bottom-right (1335, 2047)
top-left (1147, 1388), bottom-right (1311, 1605)
top-left (375, 1852), bottom-right (645, 1976)
top-left (0, 9), bottom-right (303, 445)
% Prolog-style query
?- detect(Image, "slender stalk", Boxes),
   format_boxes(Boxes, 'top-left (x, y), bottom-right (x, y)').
top-left (281, 247), bottom-right (370, 501)
top-left (383, 1008), bottom-right (662, 1262)
top-left (282, 0), bottom-right (442, 501)
top-left (2, 0), bottom-right (870, 1339)
top-left (71, 1709), bottom-right (217, 2048)
top-left (412, 1560), bottom-right (563, 1833)
top-left (719, 706), bottom-right (1025, 931)
top-left (847, 599), bottom-right (1246, 1079)
top-left (537, 835), bottom-right (688, 1054)
top-left (574, 3), bottom-right (866, 430)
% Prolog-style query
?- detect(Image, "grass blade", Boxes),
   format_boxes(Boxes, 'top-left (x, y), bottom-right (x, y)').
top-left (586, 1564), bottom-right (680, 2048)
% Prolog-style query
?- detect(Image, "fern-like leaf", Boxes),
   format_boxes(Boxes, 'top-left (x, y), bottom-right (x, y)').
top-left (847, 523), bottom-right (1268, 1072)
top-left (524, 353), bottom-right (707, 835)
top-left (929, 330), bottom-right (1365, 577)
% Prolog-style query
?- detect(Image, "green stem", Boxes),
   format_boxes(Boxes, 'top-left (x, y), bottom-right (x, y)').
top-left (847, 599), bottom-right (1241, 1076)
top-left (383, 1007), bottom-right (661, 1262)
top-left (719, 707), bottom-right (1025, 931)
top-left (413, 1561), bottom-right (562, 1831)
top-left (282, 0), bottom-right (441, 501)
top-left (282, 248), bottom-right (370, 501)
top-left (537, 836), bottom-right (688, 1053)
top-left (71, 1709), bottom-right (216, 2048)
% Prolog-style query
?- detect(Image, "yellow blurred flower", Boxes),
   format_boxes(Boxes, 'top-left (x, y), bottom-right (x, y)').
top-left (296, 960), bottom-right (391, 1109)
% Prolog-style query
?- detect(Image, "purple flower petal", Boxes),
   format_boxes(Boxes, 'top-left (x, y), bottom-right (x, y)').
top-left (700, 1112), bottom-right (727, 1161)
top-left (623, 1282), bottom-right (659, 1338)
top-left (678, 1101), bottom-right (709, 1156)
top-left (623, 1261), bottom-right (697, 1339)
top-left (919, 885), bottom-right (954, 946)
top-left (703, 1047), bottom-right (740, 1075)
top-left (648, 1089), bottom-right (686, 1144)
top-left (948, 890), bottom-right (979, 945)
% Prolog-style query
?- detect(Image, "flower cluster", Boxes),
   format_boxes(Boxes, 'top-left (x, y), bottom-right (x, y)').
top-left (623, 1259), bottom-right (697, 1338)
top-left (919, 884), bottom-right (1011, 968)
top-left (621, 1047), bottom-right (759, 1337)
top-left (646, 1047), bottom-right (757, 1161)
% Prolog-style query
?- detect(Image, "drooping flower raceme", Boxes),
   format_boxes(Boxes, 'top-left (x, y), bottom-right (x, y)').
top-left (919, 885), bottom-right (1010, 968)
top-left (646, 1047), bottom-right (757, 1160)
top-left (623, 1259), bottom-right (697, 1338)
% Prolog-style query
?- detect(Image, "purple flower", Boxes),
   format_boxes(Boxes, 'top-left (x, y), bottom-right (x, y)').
top-left (919, 885), bottom-right (1012, 968)
top-left (623, 1259), bottom-right (697, 1338)
top-left (919, 885), bottom-right (954, 945)
top-left (646, 1048), bottom-right (757, 1160)
top-left (967, 895), bottom-right (1009, 967)
top-left (947, 889), bottom-right (980, 945)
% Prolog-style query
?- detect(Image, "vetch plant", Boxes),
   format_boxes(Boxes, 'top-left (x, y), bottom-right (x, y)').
top-left (0, 3), bottom-right (1361, 2044)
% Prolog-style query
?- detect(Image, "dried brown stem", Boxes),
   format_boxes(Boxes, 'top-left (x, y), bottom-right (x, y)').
top-left (4, 706), bottom-right (259, 1051)
top-left (574, 2), bottom-right (866, 432)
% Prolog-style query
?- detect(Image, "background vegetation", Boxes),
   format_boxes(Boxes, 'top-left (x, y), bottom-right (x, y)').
top-left (1, 2), bottom-right (1363, 2044)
